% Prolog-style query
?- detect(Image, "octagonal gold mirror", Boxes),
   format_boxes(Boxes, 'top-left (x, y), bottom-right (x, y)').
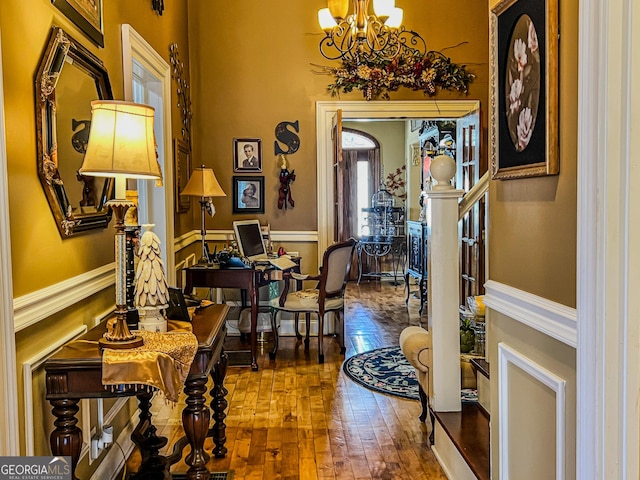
top-left (35, 27), bottom-right (114, 237)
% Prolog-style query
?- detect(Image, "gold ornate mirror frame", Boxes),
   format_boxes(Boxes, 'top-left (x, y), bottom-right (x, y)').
top-left (35, 26), bottom-right (114, 237)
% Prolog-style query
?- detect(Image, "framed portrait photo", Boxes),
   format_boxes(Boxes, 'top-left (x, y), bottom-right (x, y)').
top-left (233, 138), bottom-right (262, 172)
top-left (174, 139), bottom-right (190, 214)
top-left (232, 176), bottom-right (265, 214)
top-left (490, 0), bottom-right (559, 179)
top-left (51, 0), bottom-right (104, 47)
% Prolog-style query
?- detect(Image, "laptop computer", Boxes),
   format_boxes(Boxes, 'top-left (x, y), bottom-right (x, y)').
top-left (232, 219), bottom-right (297, 270)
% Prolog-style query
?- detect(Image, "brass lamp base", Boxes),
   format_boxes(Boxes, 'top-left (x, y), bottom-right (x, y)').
top-left (99, 334), bottom-right (143, 350)
top-left (99, 310), bottom-right (143, 350)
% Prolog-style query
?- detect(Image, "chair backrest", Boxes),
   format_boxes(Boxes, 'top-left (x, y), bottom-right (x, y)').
top-left (319, 238), bottom-right (357, 298)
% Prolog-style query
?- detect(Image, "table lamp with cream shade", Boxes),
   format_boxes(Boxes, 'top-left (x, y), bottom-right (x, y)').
top-left (79, 100), bottom-right (162, 349)
top-left (181, 165), bottom-right (226, 263)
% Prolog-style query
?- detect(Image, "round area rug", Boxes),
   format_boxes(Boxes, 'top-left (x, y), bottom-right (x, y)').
top-left (343, 346), bottom-right (420, 400)
top-left (343, 346), bottom-right (478, 403)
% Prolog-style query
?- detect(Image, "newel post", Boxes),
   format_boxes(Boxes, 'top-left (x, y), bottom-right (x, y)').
top-left (426, 155), bottom-right (463, 412)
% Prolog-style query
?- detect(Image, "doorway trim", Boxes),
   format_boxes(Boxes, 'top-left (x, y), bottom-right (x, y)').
top-left (121, 25), bottom-right (175, 283)
top-left (0, 30), bottom-right (20, 454)
top-left (316, 100), bottom-right (480, 264)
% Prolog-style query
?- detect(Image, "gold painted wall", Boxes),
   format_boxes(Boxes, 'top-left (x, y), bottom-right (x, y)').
top-left (343, 119), bottom-right (407, 187)
top-left (0, 0), bottom-right (191, 464)
top-left (488, 0), bottom-right (578, 308)
top-left (0, 0), bottom-right (191, 297)
top-left (1, 0), bottom-right (490, 466)
top-left (188, 0), bottom-right (490, 237)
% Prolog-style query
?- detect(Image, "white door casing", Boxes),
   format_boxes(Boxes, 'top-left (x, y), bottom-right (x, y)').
top-left (316, 100), bottom-right (480, 267)
top-left (0, 28), bottom-right (20, 455)
top-left (121, 25), bottom-right (175, 284)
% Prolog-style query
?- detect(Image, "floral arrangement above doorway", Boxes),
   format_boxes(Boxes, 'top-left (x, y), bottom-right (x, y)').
top-left (314, 48), bottom-right (475, 100)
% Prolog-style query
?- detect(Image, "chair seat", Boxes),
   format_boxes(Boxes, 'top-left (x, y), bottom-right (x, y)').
top-left (269, 288), bottom-right (344, 312)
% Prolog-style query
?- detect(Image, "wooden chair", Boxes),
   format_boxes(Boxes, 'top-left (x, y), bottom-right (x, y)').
top-left (269, 238), bottom-right (357, 363)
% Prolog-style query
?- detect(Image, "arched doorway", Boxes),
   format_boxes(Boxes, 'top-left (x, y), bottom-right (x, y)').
top-left (337, 128), bottom-right (381, 242)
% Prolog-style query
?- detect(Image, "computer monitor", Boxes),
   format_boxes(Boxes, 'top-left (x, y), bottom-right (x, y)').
top-left (233, 219), bottom-right (267, 261)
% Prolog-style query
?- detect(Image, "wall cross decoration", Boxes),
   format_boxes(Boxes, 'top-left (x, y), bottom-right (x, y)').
top-left (169, 43), bottom-right (192, 147)
top-left (152, 0), bottom-right (164, 15)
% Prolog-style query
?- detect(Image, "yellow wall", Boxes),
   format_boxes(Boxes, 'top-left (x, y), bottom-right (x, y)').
top-left (343, 119), bottom-right (407, 192)
top-left (488, 0), bottom-right (578, 308)
top-left (188, 0), bottom-right (490, 235)
top-left (1, 0), bottom-right (490, 467)
top-left (487, 0), bottom-right (579, 475)
top-left (0, 0), bottom-right (191, 297)
top-left (1, 0), bottom-right (190, 463)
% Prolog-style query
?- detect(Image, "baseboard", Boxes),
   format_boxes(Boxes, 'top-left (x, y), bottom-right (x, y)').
top-left (432, 403), bottom-right (490, 480)
top-left (431, 421), bottom-right (479, 480)
top-left (89, 414), bottom-right (136, 480)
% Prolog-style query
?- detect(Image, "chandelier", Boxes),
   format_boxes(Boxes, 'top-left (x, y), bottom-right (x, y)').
top-left (317, 0), bottom-right (426, 63)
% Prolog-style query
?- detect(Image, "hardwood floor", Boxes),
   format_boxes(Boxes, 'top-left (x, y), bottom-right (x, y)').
top-left (126, 279), bottom-right (447, 479)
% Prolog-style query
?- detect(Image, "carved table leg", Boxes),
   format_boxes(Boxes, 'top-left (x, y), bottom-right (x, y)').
top-left (183, 375), bottom-right (210, 480)
top-left (131, 389), bottom-right (169, 480)
top-left (209, 350), bottom-right (228, 458)
top-left (49, 398), bottom-right (82, 480)
top-left (250, 282), bottom-right (259, 371)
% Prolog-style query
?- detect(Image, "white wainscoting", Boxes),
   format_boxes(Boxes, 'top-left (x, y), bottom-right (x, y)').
top-left (23, 325), bottom-right (87, 455)
top-left (484, 280), bottom-right (577, 347)
top-left (14, 229), bottom-right (317, 333)
top-left (498, 342), bottom-right (567, 480)
top-left (13, 263), bottom-right (115, 332)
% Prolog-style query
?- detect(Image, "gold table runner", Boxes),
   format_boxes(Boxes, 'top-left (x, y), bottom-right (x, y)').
top-left (102, 327), bottom-right (198, 402)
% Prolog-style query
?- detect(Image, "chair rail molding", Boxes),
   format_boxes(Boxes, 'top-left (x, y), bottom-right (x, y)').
top-left (484, 280), bottom-right (577, 348)
top-left (13, 263), bottom-right (116, 332)
top-left (23, 325), bottom-right (87, 455)
top-left (176, 229), bottom-right (319, 252)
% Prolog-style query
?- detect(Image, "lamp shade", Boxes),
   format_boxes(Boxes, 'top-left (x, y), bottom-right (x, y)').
top-left (79, 100), bottom-right (162, 180)
top-left (318, 8), bottom-right (337, 31)
top-left (373, 0), bottom-right (395, 20)
top-left (181, 165), bottom-right (226, 198)
top-left (385, 7), bottom-right (403, 28)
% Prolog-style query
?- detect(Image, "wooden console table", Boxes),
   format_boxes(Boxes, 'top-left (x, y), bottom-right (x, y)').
top-left (45, 303), bottom-right (229, 480)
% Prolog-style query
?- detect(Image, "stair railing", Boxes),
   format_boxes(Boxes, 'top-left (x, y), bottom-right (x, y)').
top-left (458, 171), bottom-right (489, 221)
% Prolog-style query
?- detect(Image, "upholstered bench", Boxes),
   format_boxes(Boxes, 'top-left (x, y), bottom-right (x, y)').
top-left (400, 325), bottom-right (478, 444)
top-left (399, 326), bottom-right (432, 424)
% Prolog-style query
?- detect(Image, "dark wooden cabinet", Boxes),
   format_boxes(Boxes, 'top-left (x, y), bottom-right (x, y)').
top-left (405, 220), bottom-right (428, 315)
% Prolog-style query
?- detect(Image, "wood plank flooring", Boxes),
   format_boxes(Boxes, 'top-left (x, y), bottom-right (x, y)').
top-left (126, 280), bottom-right (447, 479)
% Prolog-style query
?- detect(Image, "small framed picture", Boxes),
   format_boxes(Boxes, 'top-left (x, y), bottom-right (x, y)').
top-left (232, 176), bottom-right (264, 214)
top-left (233, 138), bottom-right (262, 172)
top-left (51, 0), bottom-right (104, 47)
top-left (174, 139), bottom-right (191, 213)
